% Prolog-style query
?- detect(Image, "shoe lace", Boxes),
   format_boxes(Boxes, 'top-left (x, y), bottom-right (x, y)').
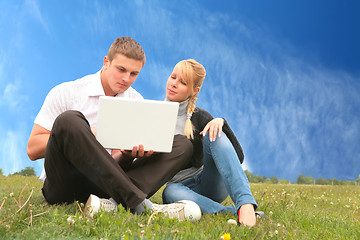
top-left (100, 199), bottom-right (116, 211)
top-left (157, 204), bottom-right (185, 220)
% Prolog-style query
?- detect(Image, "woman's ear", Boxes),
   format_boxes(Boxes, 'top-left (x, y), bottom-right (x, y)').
top-left (194, 87), bottom-right (200, 94)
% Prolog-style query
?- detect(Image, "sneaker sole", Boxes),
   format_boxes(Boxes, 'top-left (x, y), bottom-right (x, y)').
top-left (84, 194), bottom-right (100, 218)
top-left (177, 200), bottom-right (202, 221)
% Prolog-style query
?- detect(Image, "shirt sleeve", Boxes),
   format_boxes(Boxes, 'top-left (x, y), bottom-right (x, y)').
top-left (34, 82), bottom-right (72, 131)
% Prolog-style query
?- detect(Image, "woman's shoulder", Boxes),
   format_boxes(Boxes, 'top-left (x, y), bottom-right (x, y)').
top-left (193, 107), bottom-right (212, 118)
top-left (192, 107), bottom-right (214, 128)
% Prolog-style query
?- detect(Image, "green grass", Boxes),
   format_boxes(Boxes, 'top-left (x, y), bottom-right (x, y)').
top-left (0, 175), bottom-right (359, 239)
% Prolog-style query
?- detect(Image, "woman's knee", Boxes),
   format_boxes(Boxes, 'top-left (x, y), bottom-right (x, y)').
top-left (204, 132), bottom-right (233, 152)
top-left (162, 183), bottom-right (188, 204)
top-left (162, 184), bottom-right (177, 203)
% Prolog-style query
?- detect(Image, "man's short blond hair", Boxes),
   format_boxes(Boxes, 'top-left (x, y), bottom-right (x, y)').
top-left (107, 37), bottom-right (146, 66)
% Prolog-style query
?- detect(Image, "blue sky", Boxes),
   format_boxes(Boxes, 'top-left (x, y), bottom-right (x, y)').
top-left (0, 0), bottom-right (359, 182)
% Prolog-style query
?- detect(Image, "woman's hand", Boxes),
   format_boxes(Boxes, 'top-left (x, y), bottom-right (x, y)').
top-left (238, 203), bottom-right (257, 227)
top-left (200, 118), bottom-right (224, 142)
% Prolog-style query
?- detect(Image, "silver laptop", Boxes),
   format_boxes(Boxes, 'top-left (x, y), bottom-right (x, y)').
top-left (96, 96), bottom-right (179, 153)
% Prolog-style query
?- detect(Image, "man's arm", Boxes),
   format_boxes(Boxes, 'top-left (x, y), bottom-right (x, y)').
top-left (27, 124), bottom-right (51, 161)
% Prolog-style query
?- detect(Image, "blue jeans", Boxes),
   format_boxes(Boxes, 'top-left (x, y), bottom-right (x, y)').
top-left (162, 132), bottom-right (257, 215)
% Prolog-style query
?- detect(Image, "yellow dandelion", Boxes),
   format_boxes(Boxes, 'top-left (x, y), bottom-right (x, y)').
top-left (221, 233), bottom-right (231, 240)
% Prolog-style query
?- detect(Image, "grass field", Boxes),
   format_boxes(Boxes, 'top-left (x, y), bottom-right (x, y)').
top-left (1, 175), bottom-right (359, 239)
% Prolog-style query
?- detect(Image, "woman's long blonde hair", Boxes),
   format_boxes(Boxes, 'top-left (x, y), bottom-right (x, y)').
top-left (176, 59), bottom-right (206, 139)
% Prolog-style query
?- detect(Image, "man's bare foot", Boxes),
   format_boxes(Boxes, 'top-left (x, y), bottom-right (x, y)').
top-left (238, 203), bottom-right (256, 227)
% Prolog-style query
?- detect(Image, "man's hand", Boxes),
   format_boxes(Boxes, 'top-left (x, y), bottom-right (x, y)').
top-left (120, 145), bottom-right (154, 159)
top-left (115, 145), bottom-right (154, 170)
top-left (91, 126), bottom-right (96, 136)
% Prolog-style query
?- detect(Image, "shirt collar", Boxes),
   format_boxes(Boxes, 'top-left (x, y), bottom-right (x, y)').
top-left (87, 70), bottom-right (106, 97)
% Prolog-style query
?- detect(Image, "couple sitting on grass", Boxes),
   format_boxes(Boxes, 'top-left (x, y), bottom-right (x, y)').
top-left (27, 36), bottom-right (261, 226)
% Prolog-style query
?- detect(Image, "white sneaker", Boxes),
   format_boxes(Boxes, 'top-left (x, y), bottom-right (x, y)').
top-left (84, 194), bottom-right (118, 218)
top-left (153, 200), bottom-right (201, 222)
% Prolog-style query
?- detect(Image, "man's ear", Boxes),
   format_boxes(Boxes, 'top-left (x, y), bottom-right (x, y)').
top-left (103, 56), bottom-right (110, 69)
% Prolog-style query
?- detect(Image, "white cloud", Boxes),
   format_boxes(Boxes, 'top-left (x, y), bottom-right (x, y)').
top-left (0, 126), bottom-right (26, 175)
top-left (24, 0), bottom-right (50, 34)
top-left (0, 56), bottom-right (4, 84)
top-left (1, 81), bottom-right (28, 112)
top-left (0, 118), bottom-right (44, 176)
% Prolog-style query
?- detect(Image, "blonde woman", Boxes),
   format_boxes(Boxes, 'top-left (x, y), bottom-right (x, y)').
top-left (163, 59), bottom-right (261, 226)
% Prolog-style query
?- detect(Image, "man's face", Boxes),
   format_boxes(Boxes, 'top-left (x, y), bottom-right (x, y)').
top-left (102, 54), bottom-right (143, 96)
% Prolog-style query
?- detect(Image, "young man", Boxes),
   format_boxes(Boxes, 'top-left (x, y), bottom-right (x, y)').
top-left (27, 37), bottom-right (199, 220)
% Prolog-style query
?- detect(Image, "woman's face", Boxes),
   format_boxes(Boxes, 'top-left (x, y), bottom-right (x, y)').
top-left (166, 65), bottom-right (193, 102)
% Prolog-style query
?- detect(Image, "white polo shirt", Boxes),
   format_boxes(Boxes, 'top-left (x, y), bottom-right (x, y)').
top-left (35, 70), bottom-right (143, 130)
top-left (35, 70), bottom-right (143, 182)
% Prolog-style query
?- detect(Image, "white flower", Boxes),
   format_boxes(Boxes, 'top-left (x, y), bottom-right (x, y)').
top-left (67, 216), bottom-right (75, 224)
top-left (313, 204), bottom-right (317, 208)
top-left (274, 230), bottom-right (279, 235)
top-left (227, 219), bottom-right (237, 225)
top-left (9, 192), bottom-right (14, 197)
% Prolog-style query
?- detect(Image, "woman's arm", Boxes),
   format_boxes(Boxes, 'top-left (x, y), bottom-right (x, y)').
top-left (194, 108), bottom-right (244, 163)
top-left (200, 118), bottom-right (224, 142)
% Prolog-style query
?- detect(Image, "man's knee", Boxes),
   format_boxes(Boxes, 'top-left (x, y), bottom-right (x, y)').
top-left (173, 134), bottom-right (193, 158)
top-left (52, 110), bottom-right (88, 134)
top-left (55, 110), bottom-right (84, 124)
